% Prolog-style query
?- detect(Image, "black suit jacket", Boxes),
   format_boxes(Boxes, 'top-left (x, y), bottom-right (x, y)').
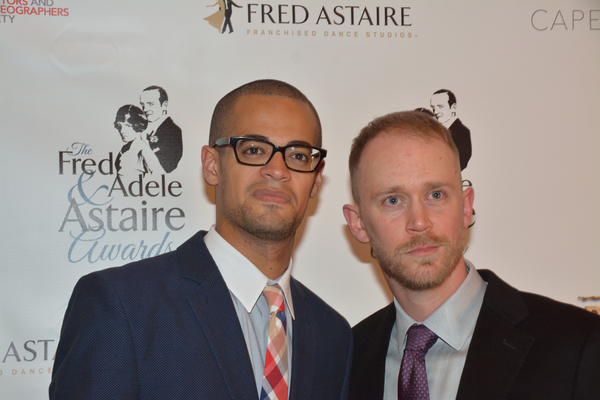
top-left (50, 231), bottom-right (353, 399)
top-left (448, 118), bottom-right (471, 171)
top-left (350, 269), bottom-right (600, 400)
top-left (149, 116), bottom-right (182, 173)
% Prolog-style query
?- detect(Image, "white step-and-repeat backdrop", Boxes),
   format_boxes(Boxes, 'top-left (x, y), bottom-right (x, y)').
top-left (1, 1), bottom-right (599, 398)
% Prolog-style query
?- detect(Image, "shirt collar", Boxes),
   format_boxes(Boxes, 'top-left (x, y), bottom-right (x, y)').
top-left (147, 114), bottom-right (167, 134)
top-left (394, 260), bottom-right (487, 351)
top-left (203, 226), bottom-right (295, 319)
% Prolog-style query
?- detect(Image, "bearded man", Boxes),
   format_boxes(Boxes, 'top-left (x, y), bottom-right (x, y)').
top-left (51, 80), bottom-right (352, 400)
top-left (343, 110), bottom-right (600, 400)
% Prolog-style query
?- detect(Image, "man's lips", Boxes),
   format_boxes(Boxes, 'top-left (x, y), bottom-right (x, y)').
top-left (252, 188), bottom-right (292, 204)
top-left (405, 244), bottom-right (440, 257)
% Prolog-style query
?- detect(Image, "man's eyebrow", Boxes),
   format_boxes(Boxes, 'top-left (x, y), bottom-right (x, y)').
top-left (243, 134), bottom-right (268, 141)
top-left (373, 185), bottom-right (407, 198)
top-left (286, 140), bottom-right (313, 147)
top-left (241, 134), bottom-right (314, 147)
top-left (372, 182), bottom-right (451, 197)
top-left (423, 181), bottom-right (451, 191)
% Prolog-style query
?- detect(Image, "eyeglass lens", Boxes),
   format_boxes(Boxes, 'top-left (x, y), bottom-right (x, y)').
top-left (235, 138), bottom-right (321, 172)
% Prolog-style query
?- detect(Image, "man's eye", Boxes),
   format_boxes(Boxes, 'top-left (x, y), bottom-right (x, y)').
top-left (430, 191), bottom-right (443, 200)
top-left (385, 197), bottom-right (400, 205)
top-left (242, 146), bottom-right (266, 156)
top-left (289, 152), bottom-right (309, 162)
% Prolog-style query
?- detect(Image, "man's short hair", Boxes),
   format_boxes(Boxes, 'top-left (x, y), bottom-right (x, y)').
top-left (349, 110), bottom-right (460, 203)
top-left (114, 105), bottom-right (148, 133)
top-left (433, 89), bottom-right (457, 107)
top-left (143, 85), bottom-right (168, 105)
top-left (209, 79), bottom-right (322, 147)
top-left (414, 107), bottom-right (435, 117)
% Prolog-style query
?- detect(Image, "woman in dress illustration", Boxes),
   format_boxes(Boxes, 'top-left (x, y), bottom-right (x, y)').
top-left (113, 105), bottom-right (165, 181)
top-left (204, 0), bottom-right (226, 31)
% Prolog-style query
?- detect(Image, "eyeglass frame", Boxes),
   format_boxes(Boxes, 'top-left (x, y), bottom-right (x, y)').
top-left (212, 136), bottom-right (327, 173)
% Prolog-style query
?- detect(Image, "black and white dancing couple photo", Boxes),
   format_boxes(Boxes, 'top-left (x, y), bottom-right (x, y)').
top-left (113, 86), bottom-right (183, 182)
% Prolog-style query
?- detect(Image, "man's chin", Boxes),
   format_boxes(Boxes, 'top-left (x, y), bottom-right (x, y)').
top-left (398, 271), bottom-right (448, 291)
top-left (243, 220), bottom-right (297, 242)
top-left (382, 258), bottom-right (455, 291)
top-left (238, 208), bottom-right (300, 242)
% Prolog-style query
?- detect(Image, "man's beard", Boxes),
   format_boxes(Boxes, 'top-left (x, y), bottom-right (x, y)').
top-left (372, 230), bottom-right (464, 291)
top-left (227, 201), bottom-right (301, 242)
top-left (219, 176), bottom-right (302, 242)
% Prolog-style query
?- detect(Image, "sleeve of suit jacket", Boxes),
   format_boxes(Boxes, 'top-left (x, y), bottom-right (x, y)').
top-left (155, 118), bottom-right (182, 173)
top-left (50, 273), bottom-right (139, 399)
top-left (573, 315), bottom-right (600, 398)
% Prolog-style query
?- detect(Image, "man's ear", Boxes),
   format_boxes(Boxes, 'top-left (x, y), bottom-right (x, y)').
top-left (309, 161), bottom-right (325, 198)
top-left (342, 204), bottom-right (370, 244)
top-left (462, 187), bottom-right (475, 229)
top-left (201, 145), bottom-right (219, 186)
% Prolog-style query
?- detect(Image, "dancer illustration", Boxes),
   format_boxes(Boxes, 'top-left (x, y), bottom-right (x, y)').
top-left (113, 105), bottom-right (165, 181)
top-left (222, 0), bottom-right (241, 33)
top-left (139, 86), bottom-right (183, 173)
top-left (430, 89), bottom-right (472, 170)
top-left (204, 0), bottom-right (225, 32)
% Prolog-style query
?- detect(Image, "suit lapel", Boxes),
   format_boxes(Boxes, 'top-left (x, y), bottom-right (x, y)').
top-left (456, 270), bottom-right (534, 400)
top-left (178, 231), bottom-right (259, 400)
top-left (288, 280), bottom-right (317, 400)
top-left (350, 303), bottom-right (395, 400)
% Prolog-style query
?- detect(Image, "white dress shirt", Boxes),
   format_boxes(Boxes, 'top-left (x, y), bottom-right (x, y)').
top-left (204, 226), bottom-right (295, 396)
top-left (384, 261), bottom-right (487, 400)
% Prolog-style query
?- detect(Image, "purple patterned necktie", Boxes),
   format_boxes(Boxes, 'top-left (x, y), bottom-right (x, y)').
top-left (398, 324), bottom-right (438, 400)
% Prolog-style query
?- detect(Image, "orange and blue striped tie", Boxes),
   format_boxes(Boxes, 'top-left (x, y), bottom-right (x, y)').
top-left (260, 284), bottom-right (289, 400)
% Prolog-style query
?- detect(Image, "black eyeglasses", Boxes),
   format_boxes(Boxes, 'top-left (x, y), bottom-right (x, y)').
top-left (213, 137), bottom-right (327, 173)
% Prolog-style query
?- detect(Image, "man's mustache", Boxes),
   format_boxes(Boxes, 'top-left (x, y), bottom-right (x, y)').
top-left (396, 234), bottom-right (449, 255)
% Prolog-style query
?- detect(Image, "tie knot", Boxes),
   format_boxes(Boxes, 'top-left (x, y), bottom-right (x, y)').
top-left (263, 284), bottom-right (285, 314)
top-left (405, 324), bottom-right (438, 353)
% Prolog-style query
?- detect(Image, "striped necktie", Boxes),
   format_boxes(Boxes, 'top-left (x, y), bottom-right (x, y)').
top-left (260, 284), bottom-right (289, 400)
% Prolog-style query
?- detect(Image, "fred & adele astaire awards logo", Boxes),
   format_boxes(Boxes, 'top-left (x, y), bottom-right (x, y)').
top-left (57, 86), bottom-right (186, 264)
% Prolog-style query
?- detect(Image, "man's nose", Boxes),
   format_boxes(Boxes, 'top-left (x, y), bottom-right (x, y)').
top-left (261, 151), bottom-right (291, 181)
top-left (405, 201), bottom-right (433, 234)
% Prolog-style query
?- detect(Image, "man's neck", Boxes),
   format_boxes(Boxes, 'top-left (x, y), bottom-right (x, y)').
top-left (386, 257), bottom-right (468, 322)
top-left (147, 113), bottom-right (168, 132)
top-left (215, 222), bottom-right (295, 280)
top-left (443, 115), bottom-right (457, 128)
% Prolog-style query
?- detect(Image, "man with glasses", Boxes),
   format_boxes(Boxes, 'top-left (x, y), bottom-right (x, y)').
top-left (51, 80), bottom-right (352, 400)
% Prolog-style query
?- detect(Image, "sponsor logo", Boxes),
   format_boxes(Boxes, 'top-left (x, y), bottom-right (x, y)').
top-left (57, 86), bottom-right (185, 264)
top-left (586, 307), bottom-right (600, 315)
top-left (578, 296), bottom-right (600, 314)
top-left (203, 2), bottom-right (417, 39)
top-left (1, 339), bottom-right (55, 378)
top-left (204, 0), bottom-right (243, 33)
top-left (0, 0), bottom-right (69, 24)
top-left (531, 9), bottom-right (600, 31)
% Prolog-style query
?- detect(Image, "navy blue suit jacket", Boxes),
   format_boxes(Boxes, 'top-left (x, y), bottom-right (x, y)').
top-left (350, 270), bottom-right (600, 400)
top-left (50, 231), bottom-right (352, 399)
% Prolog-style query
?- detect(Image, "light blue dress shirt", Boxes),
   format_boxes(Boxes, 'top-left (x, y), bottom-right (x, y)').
top-left (383, 261), bottom-right (487, 400)
top-left (204, 226), bottom-right (295, 397)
